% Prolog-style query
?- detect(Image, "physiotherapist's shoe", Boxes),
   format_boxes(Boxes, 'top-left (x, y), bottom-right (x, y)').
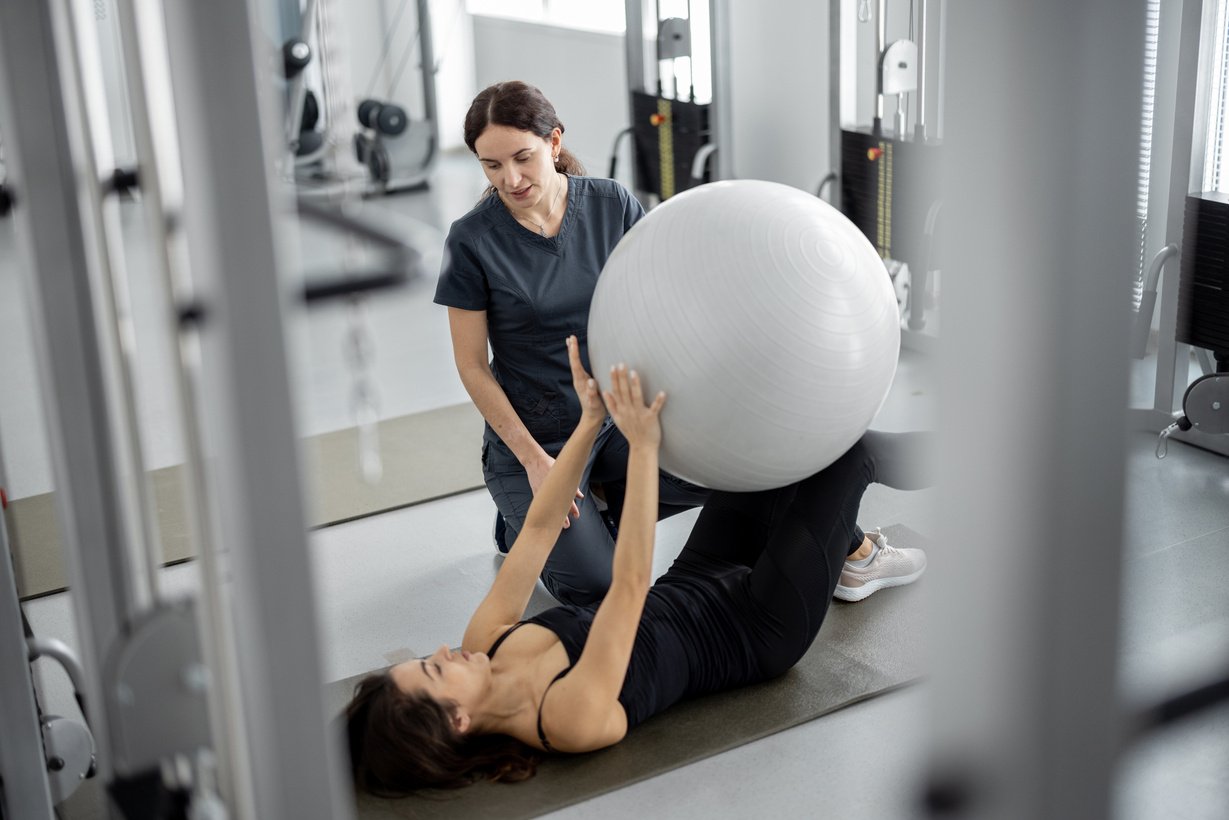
top-left (493, 512), bottom-right (510, 554)
top-left (834, 528), bottom-right (926, 602)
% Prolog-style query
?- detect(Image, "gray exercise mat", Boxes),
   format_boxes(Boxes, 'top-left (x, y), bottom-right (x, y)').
top-left (328, 525), bottom-right (930, 820)
top-left (8, 402), bottom-right (485, 599)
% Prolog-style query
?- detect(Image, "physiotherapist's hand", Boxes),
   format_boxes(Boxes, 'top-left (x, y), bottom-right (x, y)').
top-left (526, 450), bottom-right (582, 528)
top-left (566, 335), bottom-right (606, 425)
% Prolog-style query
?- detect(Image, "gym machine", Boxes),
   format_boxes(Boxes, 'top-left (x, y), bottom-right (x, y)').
top-left (611, 0), bottom-right (733, 207)
top-left (1130, 0), bottom-right (1229, 459)
top-left (283, 0), bottom-right (440, 196)
top-left (0, 0), bottom-right (419, 816)
top-left (829, 0), bottom-right (944, 353)
top-left (352, 0), bottom-right (441, 194)
top-left (1, 433), bottom-right (97, 816)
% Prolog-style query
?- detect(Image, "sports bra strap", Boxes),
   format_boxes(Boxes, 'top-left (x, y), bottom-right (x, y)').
top-left (486, 619), bottom-right (574, 752)
top-left (486, 621), bottom-right (527, 658)
top-left (536, 667), bottom-right (572, 753)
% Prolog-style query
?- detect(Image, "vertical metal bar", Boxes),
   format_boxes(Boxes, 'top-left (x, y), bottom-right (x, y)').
top-left (709, 0), bottom-right (733, 179)
top-left (874, 0), bottom-right (886, 133)
top-left (1154, 0), bottom-right (1213, 415)
top-left (625, 0), bottom-right (651, 207)
top-left (829, 0), bottom-right (844, 211)
top-left (110, 0), bottom-right (256, 813)
top-left (65, 0), bottom-right (162, 615)
top-left (159, 0), bottom-right (352, 816)
top-left (655, 0), bottom-right (664, 95)
top-left (915, 0), bottom-right (928, 140)
top-left (0, 0), bottom-right (144, 786)
top-left (626, 0), bottom-right (646, 93)
top-left (0, 433), bottom-right (55, 820)
top-left (935, 0), bottom-right (946, 139)
top-left (930, 1), bottom-right (1140, 818)
top-left (416, 0), bottom-right (440, 179)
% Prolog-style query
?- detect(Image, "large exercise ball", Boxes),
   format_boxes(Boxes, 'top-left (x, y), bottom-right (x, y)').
top-left (587, 180), bottom-right (900, 491)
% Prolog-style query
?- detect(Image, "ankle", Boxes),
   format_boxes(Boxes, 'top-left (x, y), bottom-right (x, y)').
top-left (848, 537), bottom-right (874, 562)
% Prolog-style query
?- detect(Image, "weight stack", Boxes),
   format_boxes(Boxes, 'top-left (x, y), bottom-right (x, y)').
top-left (631, 90), bottom-right (711, 201)
top-left (1178, 193), bottom-right (1229, 354)
top-left (839, 129), bottom-right (940, 268)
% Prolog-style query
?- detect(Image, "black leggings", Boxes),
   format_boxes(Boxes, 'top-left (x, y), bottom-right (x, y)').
top-left (670, 430), bottom-right (934, 678)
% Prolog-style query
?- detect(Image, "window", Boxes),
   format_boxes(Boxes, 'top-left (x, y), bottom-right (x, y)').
top-left (465, 0), bottom-right (626, 35)
top-left (1203, 0), bottom-right (1229, 192)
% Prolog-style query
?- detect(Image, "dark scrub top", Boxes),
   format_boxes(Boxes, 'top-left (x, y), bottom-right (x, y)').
top-left (434, 176), bottom-right (644, 451)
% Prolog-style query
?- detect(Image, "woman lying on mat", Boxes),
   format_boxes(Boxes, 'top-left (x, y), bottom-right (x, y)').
top-left (344, 336), bottom-right (931, 793)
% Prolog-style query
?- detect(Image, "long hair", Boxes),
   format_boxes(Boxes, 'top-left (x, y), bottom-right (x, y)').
top-left (463, 81), bottom-right (585, 197)
top-left (344, 670), bottom-right (540, 795)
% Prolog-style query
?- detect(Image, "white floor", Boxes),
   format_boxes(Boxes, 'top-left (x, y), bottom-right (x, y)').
top-left (6, 154), bottom-right (1229, 818)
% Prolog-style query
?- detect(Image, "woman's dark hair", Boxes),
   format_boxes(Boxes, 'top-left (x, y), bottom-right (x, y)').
top-left (463, 80), bottom-right (585, 196)
top-left (344, 670), bottom-right (540, 795)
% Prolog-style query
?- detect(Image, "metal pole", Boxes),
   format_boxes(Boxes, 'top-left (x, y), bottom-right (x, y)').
top-left (929, 0), bottom-right (1140, 817)
top-left (160, 0), bottom-right (352, 815)
top-left (0, 0), bottom-right (149, 790)
top-left (415, 0), bottom-right (440, 182)
top-left (829, 0), bottom-right (844, 212)
top-left (626, 0), bottom-right (646, 94)
top-left (709, 0), bottom-right (734, 180)
top-left (1154, 0), bottom-right (1213, 416)
top-left (874, 0), bottom-right (886, 135)
top-left (0, 427), bottom-right (55, 820)
top-left (915, 0), bottom-right (928, 141)
top-left (110, 0), bottom-right (256, 812)
top-left (63, 0), bottom-right (163, 618)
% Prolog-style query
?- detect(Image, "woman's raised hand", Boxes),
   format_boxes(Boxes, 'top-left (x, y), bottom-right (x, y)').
top-left (603, 364), bottom-right (664, 450)
top-left (566, 335), bottom-right (606, 425)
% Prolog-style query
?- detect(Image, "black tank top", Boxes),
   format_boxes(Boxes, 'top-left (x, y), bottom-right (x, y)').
top-left (488, 551), bottom-right (760, 747)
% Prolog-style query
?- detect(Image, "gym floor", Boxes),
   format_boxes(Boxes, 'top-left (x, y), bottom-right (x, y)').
top-left (2, 152), bottom-right (1227, 818)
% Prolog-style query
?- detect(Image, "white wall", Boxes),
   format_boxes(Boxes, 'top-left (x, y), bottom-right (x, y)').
top-left (470, 15), bottom-right (629, 177)
top-left (727, 0), bottom-right (832, 192)
top-left (469, 3), bottom-right (839, 194)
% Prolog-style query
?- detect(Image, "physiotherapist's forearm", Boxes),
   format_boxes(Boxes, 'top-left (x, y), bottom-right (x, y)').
top-left (457, 364), bottom-right (547, 464)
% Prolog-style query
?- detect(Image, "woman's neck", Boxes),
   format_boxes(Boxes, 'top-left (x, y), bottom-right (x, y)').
top-left (468, 659), bottom-right (542, 737)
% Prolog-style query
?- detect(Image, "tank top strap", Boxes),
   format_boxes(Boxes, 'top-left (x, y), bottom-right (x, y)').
top-left (486, 621), bottom-right (528, 658)
top-left (536, 666), bottom-right (572, 753)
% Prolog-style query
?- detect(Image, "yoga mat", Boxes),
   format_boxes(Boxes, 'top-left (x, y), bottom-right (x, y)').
top-left (8, 402), bottom-right (485, 599)
top-left (328, 525), bottom-right (930, 820)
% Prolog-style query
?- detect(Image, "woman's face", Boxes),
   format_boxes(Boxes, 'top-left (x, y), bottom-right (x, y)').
top-left (474, 124), bottom-right (562, 210)
top-left (390, 644), bottom-right (492, 720)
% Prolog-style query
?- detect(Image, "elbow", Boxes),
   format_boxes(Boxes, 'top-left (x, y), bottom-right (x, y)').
top-left (610, 568), bottom-right (651, 598)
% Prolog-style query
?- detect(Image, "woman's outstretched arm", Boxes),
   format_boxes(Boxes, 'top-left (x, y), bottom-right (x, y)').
top-left (534, 364), bottom-right (665, 752)
top-left (462, 336), bottom-right (605, 651)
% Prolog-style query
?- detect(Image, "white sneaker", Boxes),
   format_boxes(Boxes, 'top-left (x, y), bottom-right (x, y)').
top-left (834, 528), bottom-right (927, 602)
